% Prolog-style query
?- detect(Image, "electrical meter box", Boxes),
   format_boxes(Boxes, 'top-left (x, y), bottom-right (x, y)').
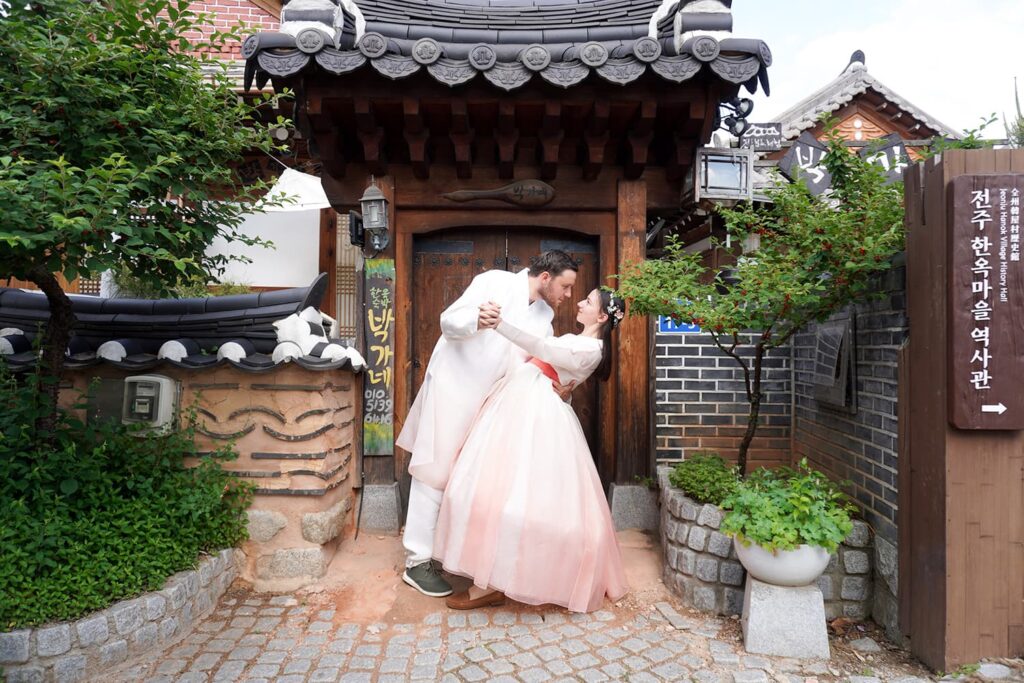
top-left (122, 375), bottom-right (180, 434)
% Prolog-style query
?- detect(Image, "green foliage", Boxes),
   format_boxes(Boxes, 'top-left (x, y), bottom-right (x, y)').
top-left (111, 265), bottom-right (253, 299)
top-left (0, 0), bottom-right (284, 289)
top-left (0, 367), bottom-right (253, 629)
top-left (920, 114), bottom-right (999, 159)
top-left (667, 453), bottom-right (739, 506)
top-left (719, 460), bottom-right (855, 553)
top-left (620, 122), bottom-right (904, 344)
top-left (618, 118), bottom-right (904, 472)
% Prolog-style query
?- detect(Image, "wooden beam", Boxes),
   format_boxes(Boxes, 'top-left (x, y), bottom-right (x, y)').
top-left (393, 177), bottom-right (415, 507)
top-left (355, 97), bottom-right (387, 177)
top-left (616, 179), bottom-right (649, 483)
top-left (403, 98), bottom-right (429, 180)
top-left (540, 101), bottom-right (564, 181)
top-left (497, 101), bottom-right (518, 180)
top-left (584, 100), bottom-right (610, 181)
top-left (317, 208), bottom-right (338, 318)
top-left (667, 132), bottom-right (695, 182)
top-left (625, 100), bottom-right (656, 180)
top-left (317, 130), bottom-right (346, 179)
top-left (451, 99), bottom-right (475, 180)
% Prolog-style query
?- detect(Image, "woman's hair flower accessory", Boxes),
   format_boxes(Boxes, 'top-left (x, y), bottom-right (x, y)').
top-left (605, 296), bottom-right (626, 328)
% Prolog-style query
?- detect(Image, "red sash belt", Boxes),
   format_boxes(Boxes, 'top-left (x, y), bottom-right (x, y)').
top-left (528, 356), bottom-right (559, 383)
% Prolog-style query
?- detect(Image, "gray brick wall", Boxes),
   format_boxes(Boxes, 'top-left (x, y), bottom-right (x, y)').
top-left (792, 263), bottom-right (907, 544)
top-left (655, 330), bottom-right (792, 468)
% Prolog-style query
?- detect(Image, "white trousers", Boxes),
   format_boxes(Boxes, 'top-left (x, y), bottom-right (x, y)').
top-left (403, 479), bottom-right (443, 567)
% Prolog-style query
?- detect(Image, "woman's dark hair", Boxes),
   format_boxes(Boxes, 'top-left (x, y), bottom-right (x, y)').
top-left (528, 250), bottom-right (579, 278)
top-left (595, 289), bottom-right (625, 381)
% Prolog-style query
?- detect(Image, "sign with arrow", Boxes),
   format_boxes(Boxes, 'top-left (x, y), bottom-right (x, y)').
top-left (949, 174), bottom-right (1024, 430)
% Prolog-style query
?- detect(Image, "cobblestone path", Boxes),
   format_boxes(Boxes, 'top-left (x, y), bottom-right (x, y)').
top-left (115, 589), bottom-right (940, 683)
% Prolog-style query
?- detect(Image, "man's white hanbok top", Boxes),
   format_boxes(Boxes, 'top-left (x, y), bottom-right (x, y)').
top-left (396, 268), bottom-right (553, 490)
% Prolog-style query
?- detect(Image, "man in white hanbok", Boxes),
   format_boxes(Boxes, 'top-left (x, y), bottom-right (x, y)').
top-left (396, 250), bottom-right (579, 597)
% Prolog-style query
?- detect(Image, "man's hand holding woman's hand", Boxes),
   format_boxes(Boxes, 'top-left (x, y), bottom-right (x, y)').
top-left (478, 302), bottom-right (501, 330)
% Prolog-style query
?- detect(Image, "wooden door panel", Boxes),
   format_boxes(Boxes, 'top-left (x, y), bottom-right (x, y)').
top-left (412, 230), bottom-right (504, 396)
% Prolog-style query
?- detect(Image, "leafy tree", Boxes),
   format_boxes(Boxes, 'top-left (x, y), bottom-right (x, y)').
top-left (0, 0), bottom-right (284, 429)
top-left (618, 124), bottom-right (904, 474)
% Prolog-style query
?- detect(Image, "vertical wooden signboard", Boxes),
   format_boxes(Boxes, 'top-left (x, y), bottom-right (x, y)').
top-left (949, 174), bottom-right (1024, 429)
top-left (363, 258), bottom-right (396, 455)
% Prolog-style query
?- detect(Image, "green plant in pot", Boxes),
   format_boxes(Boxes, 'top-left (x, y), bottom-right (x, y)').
top-left (719, 459), bottom-right (855, 586)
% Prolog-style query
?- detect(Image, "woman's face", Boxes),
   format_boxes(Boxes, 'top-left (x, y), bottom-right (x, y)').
top-left (576, 289), bottom-right (608, 327)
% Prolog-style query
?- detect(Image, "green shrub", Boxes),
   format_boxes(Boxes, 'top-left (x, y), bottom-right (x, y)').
top-left (0, 368), bottom-right (253, 630)
top-left (667, 453), bottom-right (739, 506)
top-left (719, 459), bottom-right (855, 553)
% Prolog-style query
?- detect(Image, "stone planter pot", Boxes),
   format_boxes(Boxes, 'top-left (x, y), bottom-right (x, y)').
top-left (734, 540), bottom-right (831, 587)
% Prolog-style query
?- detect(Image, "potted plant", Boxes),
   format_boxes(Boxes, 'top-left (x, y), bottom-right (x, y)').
top-left (719, 459), bottom-right (854, 586)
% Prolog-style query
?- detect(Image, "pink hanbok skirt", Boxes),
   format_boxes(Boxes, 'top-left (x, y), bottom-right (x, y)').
top-left (433, 360), bottom-right (628, 613)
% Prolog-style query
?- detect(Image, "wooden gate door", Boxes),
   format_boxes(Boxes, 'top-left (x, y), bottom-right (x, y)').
top-left (409, 227), bottom-right (601, 501)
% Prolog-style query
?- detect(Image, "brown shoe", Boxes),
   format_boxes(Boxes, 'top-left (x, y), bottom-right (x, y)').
top-left (445, 589), bottom-right (506, 610)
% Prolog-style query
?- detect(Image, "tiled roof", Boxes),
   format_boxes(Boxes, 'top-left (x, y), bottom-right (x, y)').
top-left (0, 275), bottom-right (366, 374)
top-left (772, 52), bottom-right (958, 140)
top-left (243, 0), bottom-right (771, 92)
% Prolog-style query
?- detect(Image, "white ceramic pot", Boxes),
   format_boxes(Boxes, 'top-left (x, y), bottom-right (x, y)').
top-left (733, 539), bottom-right (831, 586)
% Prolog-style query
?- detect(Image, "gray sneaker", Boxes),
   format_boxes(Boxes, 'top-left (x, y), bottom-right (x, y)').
top-left (402, 561), bottom-right (453, 597)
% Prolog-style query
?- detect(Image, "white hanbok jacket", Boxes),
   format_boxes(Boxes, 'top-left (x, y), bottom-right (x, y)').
top-left (396, 268), bottom-right (554, 490)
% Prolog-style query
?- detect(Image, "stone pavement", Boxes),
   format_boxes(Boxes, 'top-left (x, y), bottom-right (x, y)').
top-left (105, 533), bottom-right (978, 683)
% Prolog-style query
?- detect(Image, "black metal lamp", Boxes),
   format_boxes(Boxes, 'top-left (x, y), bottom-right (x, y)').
top-left (349, 179), bottom-right (390, 252)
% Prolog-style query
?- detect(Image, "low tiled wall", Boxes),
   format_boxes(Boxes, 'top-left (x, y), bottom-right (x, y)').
top-left (658, 466), bottom-right (874, 619)
top-left (65, 364), bottom-right (360, 591)
top-left (0, 550), bottom-right (237, 683)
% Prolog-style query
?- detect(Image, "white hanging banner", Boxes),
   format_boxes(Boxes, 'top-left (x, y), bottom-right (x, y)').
top-left (258, 169), bottom-right (331, 212)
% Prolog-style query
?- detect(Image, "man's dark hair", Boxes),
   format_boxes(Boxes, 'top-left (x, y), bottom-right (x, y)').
top-left (528, 250), bottom-right (578, 277)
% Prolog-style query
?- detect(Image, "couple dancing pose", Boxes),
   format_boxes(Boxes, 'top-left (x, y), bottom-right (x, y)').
top-left (395, 249), bottom-right (628, 613)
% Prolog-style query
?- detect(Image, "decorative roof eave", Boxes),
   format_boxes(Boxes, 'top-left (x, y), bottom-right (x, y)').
top-left (0, 275), bottom-right (366, 374)
top-left (242, 31), bottom-right (771, 94)
top-left (773, 58), bottom-right (958, 140)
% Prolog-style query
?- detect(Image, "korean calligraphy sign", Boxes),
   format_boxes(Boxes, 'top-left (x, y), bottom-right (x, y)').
top-left (739, 122), bottom-right (783, 152)
top-left (778, 131), bottom-right (832, 195)
top-left (363, 258), bottom-right (396, 454)
top-left (860, 133), bottom-right (909, 185)
top-left (949, 174), bottom-right (1024, 430)
top-left (780, 131), bottom-right (910, 195)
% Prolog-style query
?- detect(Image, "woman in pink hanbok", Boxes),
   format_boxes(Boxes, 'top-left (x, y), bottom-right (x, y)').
top-left (433, 288), bottom-right (628, 613)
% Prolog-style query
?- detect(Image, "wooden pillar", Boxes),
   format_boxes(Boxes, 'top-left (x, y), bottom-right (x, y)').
top-left (393, 191), bottom-right (414, 509)
top-left (615, 179), bottom-right (649, 483)
top-left (361, 175), bottom-right (397, 487)
top-left (904, 149), bottom-right (1024, 670)
top-left (317, 208), bottom-right (338, 318)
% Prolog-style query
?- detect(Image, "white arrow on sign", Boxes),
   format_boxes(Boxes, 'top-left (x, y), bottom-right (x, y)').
top-left (982, 403), bottom-right (1008, 415)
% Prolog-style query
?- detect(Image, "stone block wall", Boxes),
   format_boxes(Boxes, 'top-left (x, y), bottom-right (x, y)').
top-left (65, 364), bottom-right (360, 592)
top-left (658, 466), bottom-right (875, 620)
top-left (657, 467), bottom-right (745, 616)
top-left (654, 329), bottom-right (791, 470)
top-left (0, 550), bottom-right (236, 683)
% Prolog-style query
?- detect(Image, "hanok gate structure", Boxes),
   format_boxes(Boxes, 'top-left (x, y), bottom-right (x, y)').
top-left (243, 0), bottom-right (772, 512)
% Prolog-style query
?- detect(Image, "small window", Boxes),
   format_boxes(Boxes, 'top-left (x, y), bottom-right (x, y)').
top-left (811, 311), bottom-right (856, 412)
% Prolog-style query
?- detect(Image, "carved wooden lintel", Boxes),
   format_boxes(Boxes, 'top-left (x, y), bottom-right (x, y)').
top-left (441, 180), bottom-right (555, 208)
